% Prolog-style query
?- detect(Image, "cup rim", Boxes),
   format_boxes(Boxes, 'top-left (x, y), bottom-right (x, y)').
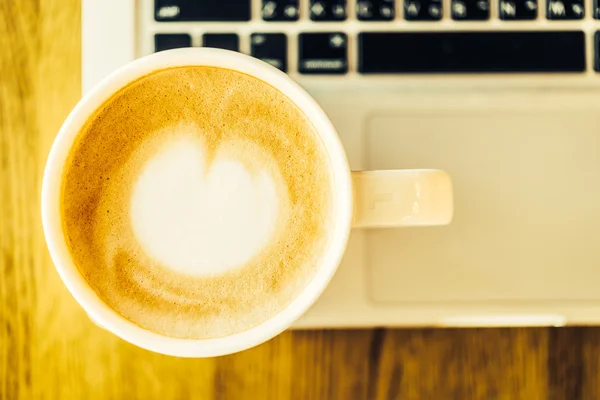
top-left (41, 48), bottom-right (353, 357)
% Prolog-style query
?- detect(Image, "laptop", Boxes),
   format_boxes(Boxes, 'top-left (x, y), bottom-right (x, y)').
top-left (82, 0), bottom-right (600, 329)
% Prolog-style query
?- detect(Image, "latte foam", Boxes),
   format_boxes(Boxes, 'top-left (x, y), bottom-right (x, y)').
top-left (130, 131), bottom-right (286, 276)
top-left (61, 66), bottom-right (334, 339)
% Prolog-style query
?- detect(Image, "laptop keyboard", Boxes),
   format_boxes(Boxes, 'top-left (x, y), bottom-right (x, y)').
top-left (150, 0), bottom-right (600, 75)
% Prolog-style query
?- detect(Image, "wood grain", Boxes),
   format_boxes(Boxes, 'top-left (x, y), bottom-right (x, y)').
top-left (2, 1), bottom-right (600, 399)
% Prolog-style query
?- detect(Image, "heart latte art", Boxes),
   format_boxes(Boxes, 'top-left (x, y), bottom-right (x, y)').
top-left (61, 67), bottom-right (334, 339)
top-left (131, 131), bottom-right (288, 276)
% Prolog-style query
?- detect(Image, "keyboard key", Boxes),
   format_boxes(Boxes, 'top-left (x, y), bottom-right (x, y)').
top-left (357, 0), bottom-right (396, 20)
top-left (358, 31), bottom-right (586, 73)
top-left (203, 34), bottom-right (239, 51)
top-left (499, 0), bottom-right (538, 19)
top-left (547, 0), bottom-right (584, 19)
top-left (262, 0), bottom-right (299, 21)
top-left (452, 0), bottom-right (490, 19)
top-left (595, 32), bottom-right (600, 72)
top-left (155, 0), bottom-right (251, 21)
top-left (404, 0), bottom-right (442, 19)
top-left (154, 34), bottom-right (191, 52)
top-left (310, 0), bottom-right (348, 21)
top-left (251, 33), bottom-right (287, 72)
top-left (299, 33), bottom-right (348, 74)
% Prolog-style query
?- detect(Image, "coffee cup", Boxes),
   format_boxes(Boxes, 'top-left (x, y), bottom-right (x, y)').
top-left (42, 48), bottom-right (453, 357)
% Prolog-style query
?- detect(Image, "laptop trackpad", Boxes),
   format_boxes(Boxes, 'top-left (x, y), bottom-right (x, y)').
top-left (366, 111), bottom-right (600, 303)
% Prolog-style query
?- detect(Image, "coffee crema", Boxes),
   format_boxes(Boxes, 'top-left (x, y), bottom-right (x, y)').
top-left (61, 66), bottom-right (334, 339)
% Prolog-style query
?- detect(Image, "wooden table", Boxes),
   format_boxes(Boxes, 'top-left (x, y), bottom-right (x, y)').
top-left (2, 1), bottom-right (600, 398)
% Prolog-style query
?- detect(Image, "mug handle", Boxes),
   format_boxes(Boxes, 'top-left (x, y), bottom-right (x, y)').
top-left (352, 170), bottom-right (453, 228)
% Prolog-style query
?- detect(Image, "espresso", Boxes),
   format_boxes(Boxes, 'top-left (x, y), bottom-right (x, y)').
top-left (61, 66), bottom-right (334, 339)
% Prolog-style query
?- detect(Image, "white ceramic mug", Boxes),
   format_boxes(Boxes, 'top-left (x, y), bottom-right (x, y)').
top-left (42, 48), bottom-right (453, 357)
